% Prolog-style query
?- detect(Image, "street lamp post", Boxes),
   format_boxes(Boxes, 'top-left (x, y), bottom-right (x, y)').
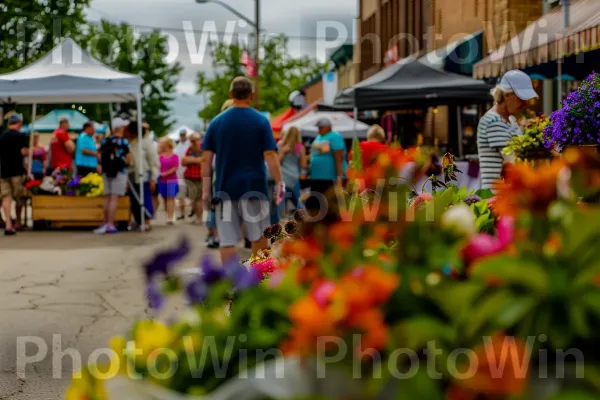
top-left (195, 0), bottom-right (261, 109)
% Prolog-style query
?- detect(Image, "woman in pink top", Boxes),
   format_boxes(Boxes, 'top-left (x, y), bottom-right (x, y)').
top-left (158, 138), bottom-right (180, 224)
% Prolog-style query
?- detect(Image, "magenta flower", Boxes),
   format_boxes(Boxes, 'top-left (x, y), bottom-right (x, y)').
top-left (313, 281), bottom-right (336, 308)
top-left (461, 217), bottom-right (514, 267)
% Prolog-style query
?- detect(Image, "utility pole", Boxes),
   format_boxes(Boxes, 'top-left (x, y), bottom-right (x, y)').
top-left (254, 0), bottom-right (261, 109)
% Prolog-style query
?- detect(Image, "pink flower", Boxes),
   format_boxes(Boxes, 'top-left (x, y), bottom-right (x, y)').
top-left (410, 193), bottom-right (434, 209)
top-left (313, 281), bottom-right (336, 308)
top-left (251, 259), bottom-right (276, 279)
top-left (461, 217), bottom-right (514, 267)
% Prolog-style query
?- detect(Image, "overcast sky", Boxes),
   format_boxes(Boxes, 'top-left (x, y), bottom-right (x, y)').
top-left (88, 0), bottom-right (356, 129)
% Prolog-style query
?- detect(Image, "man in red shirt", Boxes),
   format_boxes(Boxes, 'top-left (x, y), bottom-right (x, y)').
top-left (182, 133), bottom-right (203, 225)
top-left (49, 117), bottom-right (75, 170)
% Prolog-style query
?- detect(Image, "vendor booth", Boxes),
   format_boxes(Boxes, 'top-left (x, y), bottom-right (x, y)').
top-left (0, 38), bottom-right (145, 230)
top-left (282, 110), bottom-right (371, 139)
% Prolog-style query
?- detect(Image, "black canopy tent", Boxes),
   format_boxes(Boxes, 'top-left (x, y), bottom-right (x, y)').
top-left (333, 56), bottom-right (493, 110)
top-left (329, 56), bottom-right (492, 157)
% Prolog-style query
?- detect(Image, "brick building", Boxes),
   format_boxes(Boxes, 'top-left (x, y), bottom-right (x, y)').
top-left (354, 0), bottom-right (544, 152)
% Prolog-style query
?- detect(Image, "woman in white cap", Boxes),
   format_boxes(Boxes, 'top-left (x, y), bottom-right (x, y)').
top-left (477, 70), bottom-right (539, 190)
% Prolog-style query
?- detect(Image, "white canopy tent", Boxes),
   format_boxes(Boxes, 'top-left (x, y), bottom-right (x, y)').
top-left (282, 111), bottom-right (371, 139)
top-left (0, 38), bottom-right (147, 230)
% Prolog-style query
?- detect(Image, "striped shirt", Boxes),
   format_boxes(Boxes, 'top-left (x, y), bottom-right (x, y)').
top-left (477, 110), bottom-right (520, 190)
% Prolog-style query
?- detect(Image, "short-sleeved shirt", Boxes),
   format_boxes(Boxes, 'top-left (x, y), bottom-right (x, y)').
top-left (0, 129), bottom-right (28, 179)
top-left (50, 128), bottom-right (73, 169)
top-left (184, 147), bottom-right (202, 181)
top-left (159, 154), bottom-right (179, 182)
top-left (75, 133), bottom-right (98, 169)
top-left (100, 136), bottom-right (131, 174)
top-left (477, 110), bottom-right (520, 190)
top-left (202, 107), bottom-right (277, 200)
top-left (309, 131), bottom-right (348, 180)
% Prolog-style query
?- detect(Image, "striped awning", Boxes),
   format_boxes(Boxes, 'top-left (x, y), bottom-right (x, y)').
top-left (474, 0), bottom-right (600, 79)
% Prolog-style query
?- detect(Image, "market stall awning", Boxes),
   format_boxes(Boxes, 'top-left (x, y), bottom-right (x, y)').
top-left (0, 38), bottom-right (143, 104)
top-left (420, 31), bottom-right (483, 75)
top-left (25, 109), bottom-right (108, 134)
top-left (474, 0), bottom-right (600, 79)
top-left (270, 108), bottom-right (296, 137)
top-left (333, 56), bottom-right (492, 111)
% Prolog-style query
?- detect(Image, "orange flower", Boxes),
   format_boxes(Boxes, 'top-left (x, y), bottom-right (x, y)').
top-left (329, 221), bottom-right (357, 250)
top-left (455, 334), bottom-right (530, 396)
top-left (493, 161), bottom-right (564, 217)
top-left (349, 309), bottom-right (389, 354)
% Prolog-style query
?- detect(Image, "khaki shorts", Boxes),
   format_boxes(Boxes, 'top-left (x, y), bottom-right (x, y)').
top-left (186, 180), bottom-right (203, 201)
top-left (216, 199), bottom-right (270, 247)
top-left (0, 176), bottom-right (26, 200)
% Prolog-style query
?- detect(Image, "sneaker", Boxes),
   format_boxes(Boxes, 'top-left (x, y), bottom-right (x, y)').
top-left (206, 237), bottom-right (220, 249)
top-left (188, 210), bottom-right (195, 218)
top-left (105, 226), bottom-right (119, 234)
top-left (167, 220), bottom-right (175, 226)
top-left (177, 216), bottom-right (185, 221)
top-left (93, 225), bottom-right (108, 235)
top-left (4, 229), bottom-right (16, 236)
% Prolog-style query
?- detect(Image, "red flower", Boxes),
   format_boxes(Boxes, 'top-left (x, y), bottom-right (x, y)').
top-left (25, 180), bottom-right (42, 190)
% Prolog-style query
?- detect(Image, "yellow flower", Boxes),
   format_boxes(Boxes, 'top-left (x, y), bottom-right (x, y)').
top-left (131, 320), bottom-right (174, 368)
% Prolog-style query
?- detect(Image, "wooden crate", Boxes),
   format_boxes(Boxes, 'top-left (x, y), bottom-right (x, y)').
top-left (31, 196), bottom-right (130, 228)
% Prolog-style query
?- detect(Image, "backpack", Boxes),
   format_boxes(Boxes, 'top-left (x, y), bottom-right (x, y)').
top-left (100, 138), bottom-right (125, 178)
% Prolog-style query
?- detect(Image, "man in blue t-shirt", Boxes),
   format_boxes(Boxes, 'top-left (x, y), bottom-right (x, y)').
top-left (202, 77), bottom-right (283, 262)
top-left (75, 122), bottom-right (99, 177)
top-left (306, 118), bottom-right (347, 211)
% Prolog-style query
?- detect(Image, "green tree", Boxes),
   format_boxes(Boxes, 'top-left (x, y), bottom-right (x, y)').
top-left (197, 34), bottom-right (324, 122)
top-left (0, 0), bottom-right (90, 74)
top-left (83, 21), bottom-right (183, 136)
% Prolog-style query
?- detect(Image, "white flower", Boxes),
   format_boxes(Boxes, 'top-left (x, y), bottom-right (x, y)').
top-left (441, 204), bottom-right (477, 237)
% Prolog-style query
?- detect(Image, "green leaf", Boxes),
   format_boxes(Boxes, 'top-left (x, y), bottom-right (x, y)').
top-left (428, 282), bottom-right (485, 323)
top-left (465, 289), bottom-right (516, 339)
top-left (562, 208), bottom-right (600, 259)
top-left (471, 256), bottom-right (550, 294)
top-left (475, 213), bottom-right (491, 231)
top-left (573, 261), bottom-right (600, 289)
top-left (475, 188), bottom-right (494, 200)
top-left (547, 390), bottom-right (599, 400)
top-left (391, 368), bottom-right (444, 400)
top-left (580, 292), bottom-right (600, 316)
top-left (568, 304), bottom-right (591, 338)
top-left (493, 296), bottom-right (537, 329)
top-left (393, 316), bottom-right (456, 350)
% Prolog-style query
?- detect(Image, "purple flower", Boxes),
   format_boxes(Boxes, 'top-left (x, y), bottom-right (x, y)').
top-left (146, 281), bottom-right (164, 310)
top-left (464, 194), bottom-right (482, 206)
top-left (227, 261), bottom-right (261, 290)
top-left (144, 237), bottom-right (190, 281)
top-left (185, 277), bottom-right (208, 305)
top-left (200, 254), bottom-right (226, 284)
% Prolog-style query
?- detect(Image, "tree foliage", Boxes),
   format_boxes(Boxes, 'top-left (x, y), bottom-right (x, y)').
top-left (197, 35), bottom-right (324, 121)
top-left (82, 21), bottom-right (183, 136)
top-left (0, 0), bottom-right (90, 74)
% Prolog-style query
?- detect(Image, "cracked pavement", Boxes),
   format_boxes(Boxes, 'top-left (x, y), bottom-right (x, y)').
top-left (0, 222), bottom-right (215, 399)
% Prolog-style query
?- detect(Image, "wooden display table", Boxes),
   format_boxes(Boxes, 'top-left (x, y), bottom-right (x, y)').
top-left (31, 196), bottom-right (130, 229)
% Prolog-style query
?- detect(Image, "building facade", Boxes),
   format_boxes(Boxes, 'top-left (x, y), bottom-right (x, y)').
top-left (354, 0), bottom-right (544, 152)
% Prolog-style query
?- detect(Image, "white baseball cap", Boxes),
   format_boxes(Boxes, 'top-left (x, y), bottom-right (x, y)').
top-left (499, 70), bottom-right (539, 101)
top-left (111, 117), bottom-right (130, 129)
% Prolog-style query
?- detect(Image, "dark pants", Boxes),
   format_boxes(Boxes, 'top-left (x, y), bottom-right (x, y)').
top-left (305, 179), bottom-right (336, 212)
top-left (76, 166), bottom-right (96, 177)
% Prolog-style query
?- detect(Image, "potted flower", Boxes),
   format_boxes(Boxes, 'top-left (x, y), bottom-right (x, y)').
top-left (543, 72), bottom-right (600, 152)
top-left (504, 115), bottom-right (552, 162)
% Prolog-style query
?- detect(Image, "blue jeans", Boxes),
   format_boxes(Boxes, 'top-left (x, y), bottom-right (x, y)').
top-left (269, 182), bottom-right (303, 225)
top-left (206, 210), bottom-right (217, 229)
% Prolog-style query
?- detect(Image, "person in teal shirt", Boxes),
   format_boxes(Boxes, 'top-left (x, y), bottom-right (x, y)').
top-left (74, 122), bottom-right (99, 176)
top-left (306, 118), bottom-right (347, 212)
top-left (309, 118), bottom-right (347, 181)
